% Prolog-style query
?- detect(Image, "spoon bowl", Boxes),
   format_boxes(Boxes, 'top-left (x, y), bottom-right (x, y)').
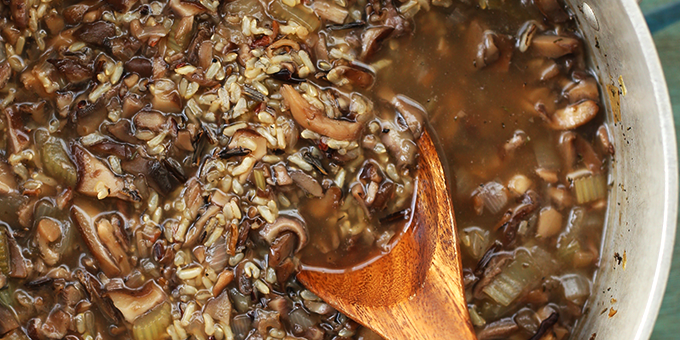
top-left (297, 130), bottom-right (476, 340)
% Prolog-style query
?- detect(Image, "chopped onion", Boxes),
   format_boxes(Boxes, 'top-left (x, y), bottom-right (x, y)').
top-left (289, 308), bottom-right (315, 329)
top-left (560, 273), bottom-right (591, 304)
top-left (534, 139), bottom-right (561, 170)
top-left (536, 207), bottom-right (562, 238)
top-left (460, 227), bottom-right (489, 260)
top-left (474, 181), bottom-right (509, 215)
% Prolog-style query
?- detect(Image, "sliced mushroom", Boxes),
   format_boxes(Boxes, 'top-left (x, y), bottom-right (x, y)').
top-left (76, 21), bottom-right (117, 47)
top-left (63, 4), bottom-right (89, 25)
top-left (281, 84), bottom-right (363, 141)
top-left (187, 22), bottom-right (212, 66)
top-left (0, 304), bottom-right (20, 336)
top-left (269, 233), bottom-right (296, 268)
top-left (97, 217), bottom-right (131, 276)
top-left (133, 110), bottom-right (167, 132)
top-left (380, 120), bottom-right (417, 167)
top-left (184, 204), bottom-right (220, 246)
top-left (558, 131), bottom-right (603, 173)
top-left (49, 58), bottom-right (92, 84)
top-left (273, 164), bottom-right (293, 185)
top-left (105, 0), bottom-right (139, 12)
top-left (10, 0), bottom-right (28, 29)
top-left (151, 79), bottom-right (182, 113)
top-left (477, 318), bottom-right (519, 340)
top-left (360, 26), bottom-right (394, 60)
top-left (531, 35), bottom-right (579, 59)
top-left (0, 61), bottom-right (11, 91)
top-left (73, 144), bottom-right (140, 201)
top-left (312, 0), bottom-right (348, 24)
top-left (565, 76), bottom-right (599, 103)
top-left (390, 94), bottom-right (427, 138)
top-left (7, 234), bottom-right (28, 278)
top-left (259, 217), bottom-right (308, 252)
top-left (3, 105), bottom-right (30, 155)
top-left (75, 269), bottom-right (120, 324)
top-left (170, 0), bottom-right (207, 17)
top-left (548, 100), bottom-right (599, 130)
top-left (204, 289), bottom-right (232, 324)
top-left (290, 171), bottom-right (324, 198)
top-left (72, 199), bottom-right (121, 277)
top-left (124, 57), bottom-right (153, 77)
top-left (40, 307), bottom-right (71, 339)
top-left (106, 280), bottom-right (167, 323)
top-left (535, 0), bottom-right (569, 23)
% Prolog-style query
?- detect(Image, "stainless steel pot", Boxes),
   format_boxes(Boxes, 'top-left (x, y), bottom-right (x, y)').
top-left (566, 1), bottom-right (677, 338)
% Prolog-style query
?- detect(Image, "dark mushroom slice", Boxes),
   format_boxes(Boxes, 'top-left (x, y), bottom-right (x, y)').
top-left (76, 21), bottom-right (117, 47)
top-left (151, 79), bottom-right (182, 113)
top-left (380, 120), bottom-right (417, 168)
top-left (63, 4), bottom-right (89, 25)
top-left (124, 57), bottom-right (153, 78)
top-left (0, 304), bottom-right (20, 336)
top-left (290, 171), bottom-right (324, 198)
top-left (534, 0), bottom-right (569, 23)
top-left (9, 0), bottom-right (28, 29)
top-left (528, 312), bottom-right (559, 340)
top-left (107, 280), bottom-right (167, 323)
top-left (269, 232), bottom-right (297, 268)
top-left (477, 318), bottom-right (519, 340)
top-left (49, 58), bottom-right (92, 84)
top-left (360, 26), bottom-right (394, 60)
top-left (0, 61), bottom-right (11, 91)
top-left (205, 289), bottom-right (232, 324)
top-left (71, 199), bottom-right (121, 277)
top-left (281, 84), bottom-right (362, 141)
top-left (312, 0), bottom-right (348, 24)
top-left (3, 105), bottom-right (30, 155)
top-left (259, 216), bottom-right (308, 252)
top-left (547, 100), bottom-right (599, 130)
top-left (170, 0), bottom-right (208, 17)
top-left (40, 307), bottom-right (71, 339)
top-left (6, 231), bottom-right (28, 278)
top-left (531, 35), bottom-right (580, 59)
top-left (105, 0), bottom-right (139, 12)
top-left (72, 144), bottom-right (140, 201)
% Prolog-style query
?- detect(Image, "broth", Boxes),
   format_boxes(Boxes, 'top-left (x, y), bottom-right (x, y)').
top-left (0, 0), bottom-right (610, 339)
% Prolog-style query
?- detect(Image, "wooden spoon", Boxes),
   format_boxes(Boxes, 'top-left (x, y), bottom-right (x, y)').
top-left (297, 130), bottom-right (477, 340)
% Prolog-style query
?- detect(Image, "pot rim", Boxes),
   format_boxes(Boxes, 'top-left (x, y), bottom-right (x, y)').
top-left (620, 0), bottom-right (679, 338)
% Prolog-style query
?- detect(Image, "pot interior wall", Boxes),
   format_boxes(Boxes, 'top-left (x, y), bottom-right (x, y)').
top-left (566, 0), bottom-right (677, 339)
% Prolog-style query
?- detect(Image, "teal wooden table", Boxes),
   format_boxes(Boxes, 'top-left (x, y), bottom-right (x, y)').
top-left (640, 0), bottom-right (680, 338)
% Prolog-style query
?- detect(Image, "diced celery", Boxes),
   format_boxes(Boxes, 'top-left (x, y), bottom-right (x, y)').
top-left (482, 247), bottom-right (555, 306)
top-left (132, 302), bottom-right (172, 340)
top-left (468, 305), bottom-right (486, 327)
top-left (568, 170), bottom-right (606, 204)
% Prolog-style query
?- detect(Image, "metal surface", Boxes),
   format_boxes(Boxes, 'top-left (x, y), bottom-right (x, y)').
top-left (568, 0), bottom-right (678, 339)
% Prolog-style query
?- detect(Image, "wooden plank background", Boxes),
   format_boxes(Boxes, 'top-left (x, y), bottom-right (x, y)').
top-left (638, 0), bottom-right (680, 338)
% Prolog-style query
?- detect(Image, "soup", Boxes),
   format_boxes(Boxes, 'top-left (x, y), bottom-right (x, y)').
top-left (0, 0), bottom-right (610, 339)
